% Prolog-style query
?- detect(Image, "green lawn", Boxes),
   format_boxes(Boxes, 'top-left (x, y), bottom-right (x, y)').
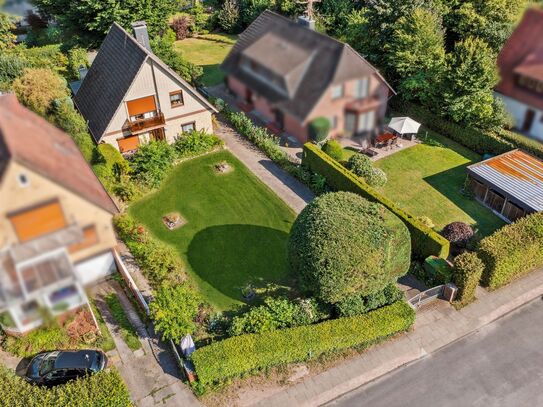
top-left (173, 33), bottom-right (237, 87)
top-left (374, 132), bottom-right (505, 237)
top-left (129, 150), bottom-right (296, 310)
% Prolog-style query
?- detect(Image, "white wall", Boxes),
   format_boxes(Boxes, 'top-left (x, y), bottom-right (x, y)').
top-left (496, 93), bottom-right (543, 141)
top-left (75, 251), bottom-right (116, 286)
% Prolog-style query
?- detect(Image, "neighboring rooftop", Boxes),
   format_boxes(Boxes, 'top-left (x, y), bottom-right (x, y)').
top-left (74, 22), bottom-right (216, 142)
top-left (0, 94), bottom-right (118, 214)
top-left (496, 7), bottom-right (543, 110)
top-left (221, 10), bottom-right (394, 121)
top-left (467, 149), bottom-right (543, 212)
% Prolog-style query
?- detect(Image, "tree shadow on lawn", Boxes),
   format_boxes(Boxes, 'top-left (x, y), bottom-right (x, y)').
top-left (423, 164), bottom-right (505, 236)
top-left (200, 64), bottom-right (224, 87)
top-left (187, 224), bottom-right (294, 306)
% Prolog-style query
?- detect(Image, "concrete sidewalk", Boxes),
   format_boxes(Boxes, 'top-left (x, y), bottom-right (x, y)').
top-left (252, 267), bottom-right (543, 407)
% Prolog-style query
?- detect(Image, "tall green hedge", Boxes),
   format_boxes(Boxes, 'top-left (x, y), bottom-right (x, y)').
top-left (0, 366), bottom-right (132, 407)
top-left (391, 100), bottom-right (543, 159)
top-left (302, 143), bottom-right (449, 259)
top-left (192, 301), bottom-right (415, 388)
top-left (453, 252), bottom-right (484, 306)
top-left (478, 212), bottom-right (543, 290)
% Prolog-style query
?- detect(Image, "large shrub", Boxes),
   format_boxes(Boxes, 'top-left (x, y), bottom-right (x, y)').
top-left (453, 252), bottom-right (484, 306)
top-left (302, 143), bottom-right (450, 259)
top-left (347, 154), bottom-right (387, 187)
top-left (12, 67), bottom-right (68, 115)
top-left (288, 192), bottom-right (411, 303)
top-left (173, 130), bottom-right (223, 158)
top-left (0, 365), bottom-right (131, 407)
top-left (441, 221), bottom-right (474, 248)
top-left (114, 214), bottom-right (185, 287)
top-left (192, 301), bottom-right (415, 388)
top-left (171, 15), bottom-right (191, 40)
top-left (322, 139), bottom-right (344, 161)
top-left (478, 212), bottom-right (543, 289)
top-left (308, 117), bottom-right (331, 143)
top-left (129, 140), bottom-right (176, 188)
top-left (150, 284), bottom-right (201, 342)
top-left (335, 283), bottom-right (403, 317)
top-left (228, 297), bottom-right (329, 336)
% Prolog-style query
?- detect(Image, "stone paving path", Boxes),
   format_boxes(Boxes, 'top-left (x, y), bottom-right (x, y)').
top-left (93, 280), bottom-right (201, 407)
top-left (214, 117), bottom-right (314, 214)
top-left (251, 267), bottom-right (543, 407)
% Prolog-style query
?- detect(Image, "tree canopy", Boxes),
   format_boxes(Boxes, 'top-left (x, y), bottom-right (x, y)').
top-left (288, 192), bottom-right (411, 304)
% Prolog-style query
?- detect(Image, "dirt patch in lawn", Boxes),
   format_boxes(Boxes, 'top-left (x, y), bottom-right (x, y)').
top-left (162, 212), bottom-right (187, 230)
top-left (213, 161), bottom-right (234, 174)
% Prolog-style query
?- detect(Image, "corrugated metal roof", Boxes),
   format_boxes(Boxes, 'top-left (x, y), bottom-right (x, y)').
top-left (467, 149), bottom-right (543, 211)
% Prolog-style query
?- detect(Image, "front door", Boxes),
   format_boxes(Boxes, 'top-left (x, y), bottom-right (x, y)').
top-left (150, 128), bottom-right (166, 142)
top-left (245, 89), bottom-right (253, 104)
top-left (522, 109), bottom-right (535, 133)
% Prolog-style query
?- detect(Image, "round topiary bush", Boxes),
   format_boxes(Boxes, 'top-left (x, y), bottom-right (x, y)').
top-left (368, 167), bottom-right (387, 187)
top-left (347, 154), bottom-right (372, 177)
top-left (288, 192), bottom-right (411, 304)
top-left (441, 222), bottom-right (474, 248)
top-left (322, 140), bottom-right (343, 161)
top-left (308, 117), bottom-right (331, 143)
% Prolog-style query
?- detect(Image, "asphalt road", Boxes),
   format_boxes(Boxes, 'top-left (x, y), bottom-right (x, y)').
top-left (326, 298), bottom-right (543, 407)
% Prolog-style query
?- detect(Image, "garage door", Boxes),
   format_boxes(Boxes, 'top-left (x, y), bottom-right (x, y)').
top-left (9, 200), bottom-right (67, 242)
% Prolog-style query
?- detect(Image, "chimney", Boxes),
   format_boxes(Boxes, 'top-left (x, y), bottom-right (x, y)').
top-left (297, 15), bottom-right (316, 30)
top-left (132, 21), bottom-right (151, 52)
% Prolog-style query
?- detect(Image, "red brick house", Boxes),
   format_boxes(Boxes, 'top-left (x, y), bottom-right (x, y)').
top-left (221, 10), bottom-right (395, 145)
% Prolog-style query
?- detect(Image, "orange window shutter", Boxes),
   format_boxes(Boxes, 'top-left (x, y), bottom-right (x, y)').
top-left (9, 201), bottom-right (67, 242)
top-left (126, 95), bottom-right (157, 116)
top-left (117, 135), bottom-right (140, 153)
top-left (69, 225), bottom-right (99, 253)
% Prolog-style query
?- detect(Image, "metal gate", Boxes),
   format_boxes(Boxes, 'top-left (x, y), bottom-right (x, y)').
top-left (408, 285), bottom-right (445, 309)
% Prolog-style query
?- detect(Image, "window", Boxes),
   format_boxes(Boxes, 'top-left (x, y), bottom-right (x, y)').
top-left (330, 116), bottom-right (337, 129)
top-left (8, 200), bottom-right (66, 242)
top-left (355, 78), bottom-right (369, 99)
top-left (181, 122), bottom-right (195, 133)
top-left (17, 173), bottom-right (29, 187)
top-left (357, 110), bottom-right (375, 132)
top-left (331, 84), bottom-right (344, 99)
top-left (169, 90), bottom-right (184, 107)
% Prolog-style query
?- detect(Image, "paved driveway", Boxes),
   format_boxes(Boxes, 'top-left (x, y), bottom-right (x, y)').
top-left (326, 298), bottom-right (543, 407)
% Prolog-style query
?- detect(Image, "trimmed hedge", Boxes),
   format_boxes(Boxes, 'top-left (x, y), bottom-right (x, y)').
top-left (478, 212), bottom-right (543, 290)
top-left (391, 99), bottom-right (543, 160)
top-left (453, 252), bottom-right (484, 305)
top-left (0, 366), bottom-right (132, 407)
top-left (192, 301), bottom-right (415, 387)
top-left (302, 143), bottom-right (449, 259)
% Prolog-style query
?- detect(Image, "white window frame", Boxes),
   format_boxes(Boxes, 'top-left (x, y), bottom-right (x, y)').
top-left (331, 84), bottom-right (344, 100)
top-left (355, 78), bottom-right (369, 99)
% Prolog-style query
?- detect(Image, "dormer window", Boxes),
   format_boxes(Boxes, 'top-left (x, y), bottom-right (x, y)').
top-left (331, 84), bottom-right (344, 100)
top-left (170, 90), bottom-right (184, 108)
top-left (17, 173), bottom-right (29, 188)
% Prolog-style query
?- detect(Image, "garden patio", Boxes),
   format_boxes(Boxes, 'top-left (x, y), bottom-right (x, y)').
top-left (129, 150), bottom-right (296, 310)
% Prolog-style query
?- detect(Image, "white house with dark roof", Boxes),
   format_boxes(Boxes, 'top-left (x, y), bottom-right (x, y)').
top-left (74, 22), bottom-right (217, 154)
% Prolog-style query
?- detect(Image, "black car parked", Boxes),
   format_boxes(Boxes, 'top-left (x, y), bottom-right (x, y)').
top-left (25, 350), bottom-right (107, 386)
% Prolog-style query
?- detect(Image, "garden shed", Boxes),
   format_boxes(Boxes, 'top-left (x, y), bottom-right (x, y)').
top-left (466, 149), bottom-right (543, 222)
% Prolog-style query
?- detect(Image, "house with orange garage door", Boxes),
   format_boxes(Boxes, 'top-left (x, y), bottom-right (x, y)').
top-left (0, 94), bottom-right (118, 334)
top-left (73, 21), bottom-right (217, 154)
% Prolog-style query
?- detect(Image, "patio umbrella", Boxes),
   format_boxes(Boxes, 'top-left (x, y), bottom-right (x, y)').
top-left (387, 117), bottom-right (421, 135)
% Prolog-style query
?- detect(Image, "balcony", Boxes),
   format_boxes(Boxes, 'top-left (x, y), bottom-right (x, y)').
top-left (127, 111), bottom-right (166, 134)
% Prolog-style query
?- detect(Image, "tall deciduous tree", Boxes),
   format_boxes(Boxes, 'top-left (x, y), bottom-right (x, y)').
top-left (447, 0), bottom-right (527, 52)
top-left (387, 8), bottom-right (446, 106)
top-left (32, 0), bottom-right (177, 46)
top-left (443, 37), bottom-right (500, 127)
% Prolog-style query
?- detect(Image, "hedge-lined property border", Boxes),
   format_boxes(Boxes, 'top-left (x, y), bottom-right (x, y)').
top-left (391, 100), bottom-right (543, 159)
top-left (478, 212), bottom-right (543, 290)
top-left (302, 143), bottom-right (450, 259)
top-left (192, 301), bottom-right (415, 388)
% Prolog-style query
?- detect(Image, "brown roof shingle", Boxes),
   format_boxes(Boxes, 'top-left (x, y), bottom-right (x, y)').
top-left (0, 94), bottom-right (118, 214)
